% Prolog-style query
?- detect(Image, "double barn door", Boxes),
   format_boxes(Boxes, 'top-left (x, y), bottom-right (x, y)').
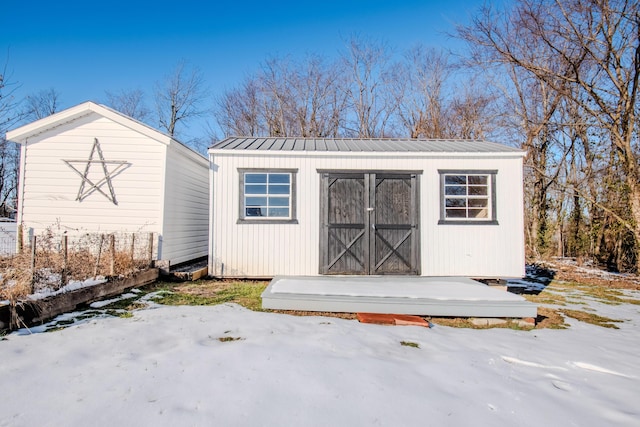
top-left (320, 172), bottom-right (420, 275)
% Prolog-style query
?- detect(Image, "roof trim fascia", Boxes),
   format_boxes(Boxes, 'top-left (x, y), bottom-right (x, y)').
top-left (208, 149), bottom-right (526, 158)
top-left (6, 101), bottom-right (174, 146)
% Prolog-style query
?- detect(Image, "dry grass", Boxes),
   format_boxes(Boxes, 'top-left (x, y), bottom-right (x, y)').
top-left (269, 310), bottom-right (358, 320)
top-left (90, 265), bottom-right (640, 331)
top-left (429, 317), bottom-right (476, 328)
top-left (149, 279), bottom-right (269, 312)
top-left (429, 317), bottom-right (537, 330)
top-left (218, 336), bottom-right (244, 342)
top-left (400, 341), bottom-right (420, 348)
top-left (149, 279), bottom-right (360, 319)
top-left (8, 251), bottom-right (637, 333)
top-left (534, 307), bottom-right (569, 329)
top-left (519, 269), bottom-right (640, 329)
top-left (558, 309), bottom-right (623, 329)
top-left (0, 230), bottom-right (154, 301)
top-left (0, 262), bottom-right (32, 302)
top-left (147, 272), bottom-right (637, 331)
top-left (532, 280), bottom-right (640, 306)
top-left (552, 263), bottom-right (640, 290)
top-left (524, 291), bottom-right (567, 306)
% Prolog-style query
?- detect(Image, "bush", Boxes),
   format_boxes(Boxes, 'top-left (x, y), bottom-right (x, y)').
top-left (0, 229), bottom-right (155, 301)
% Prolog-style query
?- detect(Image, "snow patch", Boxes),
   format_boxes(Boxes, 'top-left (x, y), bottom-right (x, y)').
top-left (28, 277), bottom-right (108, 300)
top-left (270, 277), bottom-right (527, 301)
top-left (1, 302), bottom-right (638, 426)
top-left (572, 362), bottom-right (635, 378)
top-left (501, 355), bottom-right (568, 371)
top-left (90, 292), bottom-right (138, 308)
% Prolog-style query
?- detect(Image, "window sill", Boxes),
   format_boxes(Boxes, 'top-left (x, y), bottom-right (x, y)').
top-left (438, 219), bottom-right (499, 225)
top-left (237, 218), bottom-right (299, 225)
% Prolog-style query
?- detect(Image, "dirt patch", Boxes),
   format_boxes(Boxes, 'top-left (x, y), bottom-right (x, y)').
top-left (534, 307), bottom-right (568, 329)
top-left (429, 317), bottom-right (475, 328)
top-left (172, 281), bottom-right (233, 297)
top-left (268, 309), bottom-right (358, 320)
top-left (551, 263), bottom-right (640, 290)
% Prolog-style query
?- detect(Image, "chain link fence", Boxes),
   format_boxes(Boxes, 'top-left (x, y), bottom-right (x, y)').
top-left (0, 220), bottom-right (16, 256)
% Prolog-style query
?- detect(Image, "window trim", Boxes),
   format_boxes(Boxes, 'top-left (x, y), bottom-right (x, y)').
top-left (237, 168), bottom-right (298, 224)
top-left (438, 169), bottom-right (498, 225)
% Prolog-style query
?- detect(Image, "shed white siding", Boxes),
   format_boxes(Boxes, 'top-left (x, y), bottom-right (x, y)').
top-left (8, 102), bottom-right (209, 266)
top-left (209, 149), bottom-right (525, 278)
top-left (160, 143), bottom-right (209, 264)
top-left (17, 113), bottom-right (164, 234)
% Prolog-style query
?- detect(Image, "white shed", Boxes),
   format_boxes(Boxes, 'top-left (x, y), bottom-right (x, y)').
top-left (6, 101), bottom-right (209, 266)
top-left (209, 137), bottom-right (526, 279)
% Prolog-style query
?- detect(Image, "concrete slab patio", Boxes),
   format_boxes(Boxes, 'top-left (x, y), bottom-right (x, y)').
top-left (262, 276), bottom-right (537, 318)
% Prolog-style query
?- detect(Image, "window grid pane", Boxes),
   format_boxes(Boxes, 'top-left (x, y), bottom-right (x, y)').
top-left (245, 174), bottom-right (267, 184)
top-left (244, 172), bottom-right (291, 218)
top-left (444, 174), bottom-right (491, 220)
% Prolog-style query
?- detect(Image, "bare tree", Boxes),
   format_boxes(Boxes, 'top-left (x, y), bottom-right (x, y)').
top-left (447, 80), bottom-right (495, 140)
top-left (459, 0), bottom-right (640, 270)
top-left (459, 2), bottom-right (572, 258)
top-left (391, 46), bottom-right (496, 140)
top-left (284, 55), bottom-right (347, 137)
top-left (342, 36), bottom-right (397, 137)
top-left (214, 55), bottom-right (347, 138)
top-left (260, 55), bottom-right (348, 137)
top-left (105, 89), bottom-right (150, 122)
top-left (23, 88), bottom-right (60, 121)
top-left (154, 61), bottom-right (208, 138)
top-left (0, 59), bottom-right (22, 217)
top-left (260, 57), bottom-right (294, 136)
top-left (394, 46), bottom-right (451, 138)
top-left (215, 77), bottom-right (264, 137)
top-left (0, 60), bottom-right (21, 132)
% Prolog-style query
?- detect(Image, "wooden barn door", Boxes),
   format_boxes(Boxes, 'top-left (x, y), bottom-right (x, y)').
top-left (320, 173), bottom-right (368, 274)
top-left (371, 173), bottom-right (420, 274)
top-left (320, 172), bottom-right (419, 275)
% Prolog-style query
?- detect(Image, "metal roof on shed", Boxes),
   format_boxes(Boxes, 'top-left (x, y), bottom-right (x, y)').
top-left (210, 137), bottom-right (522, 153)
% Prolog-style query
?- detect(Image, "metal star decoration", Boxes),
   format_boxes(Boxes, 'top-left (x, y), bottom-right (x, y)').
top-left (63, 138), bottom-right (129, 205)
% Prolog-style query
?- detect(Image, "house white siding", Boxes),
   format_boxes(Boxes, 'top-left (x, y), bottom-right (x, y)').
top-left (160, 143), bottom-right (209, 264)
top-left (8, 102), bottom-right (210, 267)
top-left (210, 149), bottom-right (525, 278)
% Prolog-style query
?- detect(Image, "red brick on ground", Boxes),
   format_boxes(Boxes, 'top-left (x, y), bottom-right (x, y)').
top-left (357, 313), bottom-right (431, 327)
top-left (393, 315), bottom-right (431, 327)
top-left (357, 313), bottom-right (396, 325)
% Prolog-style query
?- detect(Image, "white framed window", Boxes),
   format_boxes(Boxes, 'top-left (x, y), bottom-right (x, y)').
top-left (238, 169), bottom-right (297, 223)
top-left (439, 170), bottom-right (498, 224)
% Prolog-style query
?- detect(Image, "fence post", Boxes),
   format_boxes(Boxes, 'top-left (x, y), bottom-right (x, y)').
top-left (30, 235), bottom-right (37, 293)
top-left (110, 234), bottom-right (116, 276)
top-left (94, 234), bottom-right (104, 279)
top-left (61, 235), bottom-right (68, 287)
top-left (17, 224), bottom-right (23, 253)
top-left (148, 232), bottom-right (154, 267)
top-left (130, 234), bottom-right (136, 272)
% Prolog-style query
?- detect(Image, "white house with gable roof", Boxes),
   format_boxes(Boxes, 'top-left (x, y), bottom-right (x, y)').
top-left (6, 101), bottom-right (209, 266)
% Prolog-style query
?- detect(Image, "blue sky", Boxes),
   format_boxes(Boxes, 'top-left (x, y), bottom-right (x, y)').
top-left (2, 0), bottom-right (493, 141)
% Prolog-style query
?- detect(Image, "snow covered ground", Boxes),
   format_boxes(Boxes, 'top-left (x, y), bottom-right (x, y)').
top-left (1, 287), bottom-right (639, 426)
